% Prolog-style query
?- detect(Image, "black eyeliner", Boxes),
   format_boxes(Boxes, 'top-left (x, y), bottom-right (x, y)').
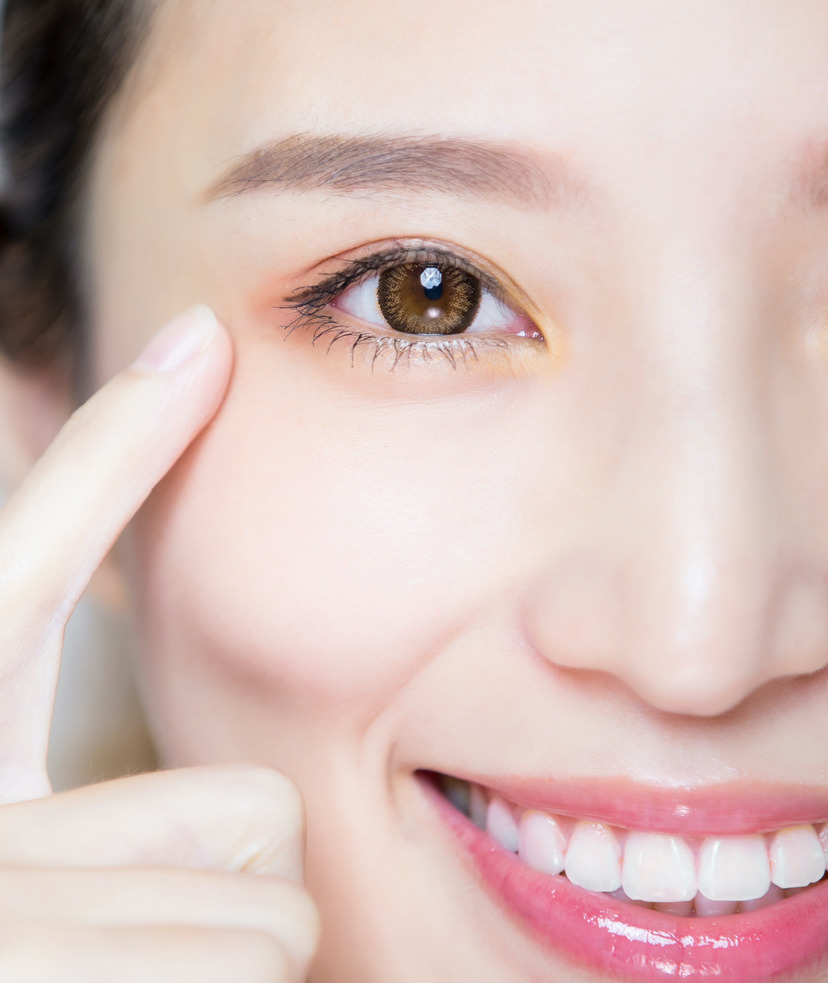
top-left (283, 244), bottom-right (511, 314)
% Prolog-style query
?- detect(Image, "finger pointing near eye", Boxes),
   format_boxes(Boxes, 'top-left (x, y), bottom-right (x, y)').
top-left (0, 305), bottom-right (232, 801)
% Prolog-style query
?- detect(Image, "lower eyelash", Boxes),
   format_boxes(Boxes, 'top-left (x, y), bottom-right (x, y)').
top-left (284, 308), bottom-right (510, 371)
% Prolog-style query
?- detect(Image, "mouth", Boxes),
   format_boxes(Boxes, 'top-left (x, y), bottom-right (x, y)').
top-left (420, 770), bottom-right (828, 981)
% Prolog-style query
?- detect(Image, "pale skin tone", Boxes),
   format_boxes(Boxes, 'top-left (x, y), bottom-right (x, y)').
top-left (4, 0), bottom-right (828, 979)
top-left (0, 306), bottom-right (318, 979)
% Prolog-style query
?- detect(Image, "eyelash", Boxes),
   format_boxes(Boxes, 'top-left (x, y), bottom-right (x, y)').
top-left (282, 245), bottom-right (536, 370)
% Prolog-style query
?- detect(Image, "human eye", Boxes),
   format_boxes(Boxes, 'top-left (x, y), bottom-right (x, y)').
top-left (282, 242), bottom-right (544, 370)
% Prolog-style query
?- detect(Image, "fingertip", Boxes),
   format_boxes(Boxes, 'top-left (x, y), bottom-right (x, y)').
top-left (131, 305), bottom-right (224, 374)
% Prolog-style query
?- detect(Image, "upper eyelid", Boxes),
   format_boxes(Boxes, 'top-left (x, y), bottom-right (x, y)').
top-left (284, 240), bottom-right (532, 315)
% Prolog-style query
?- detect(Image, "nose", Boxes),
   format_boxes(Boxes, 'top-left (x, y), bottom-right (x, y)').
top-left (524, 300), bottom-right (828, 717)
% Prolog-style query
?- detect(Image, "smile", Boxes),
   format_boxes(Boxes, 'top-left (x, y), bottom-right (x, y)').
top-left (438, 773), bottom-right (828, 914)
top-left (420, 771), bottom-right (828, 981)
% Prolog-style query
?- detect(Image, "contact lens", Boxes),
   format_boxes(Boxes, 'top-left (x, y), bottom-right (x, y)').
top-left (377, 263), bottom-right (481, 335)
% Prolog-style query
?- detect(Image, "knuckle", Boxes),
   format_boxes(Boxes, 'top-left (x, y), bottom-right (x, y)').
top-left (207, 872), bottom-right (320, 960)
top-left (238, 875), bottom-right (320, 967)
top-left (280, 884), bottom-right (322, 964)
top-left (233, 930), bottom-right (294, 982)
top-left (220, 764), bottom-right (306, 832)
top-left (261, 878), bottom-right (321, 942)
top-left (187, 765), bottom-right (306, 876)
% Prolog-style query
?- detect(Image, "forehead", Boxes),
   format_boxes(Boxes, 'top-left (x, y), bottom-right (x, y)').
top-left (115, 0), bottom-right (828, 220)
top-left (137, 0), bottom-right (828, 139)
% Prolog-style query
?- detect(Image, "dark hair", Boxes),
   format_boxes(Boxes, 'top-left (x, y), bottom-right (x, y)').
top-left (0, 0), bottom-right (151, 367)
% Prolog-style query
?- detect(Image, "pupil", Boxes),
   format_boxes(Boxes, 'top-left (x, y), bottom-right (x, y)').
top-left (377, 262), bottom-right (482, 335)
top-left (420, 266), bottom-right (444, 301)
top-left (420, 266), bottom-right (443, 300)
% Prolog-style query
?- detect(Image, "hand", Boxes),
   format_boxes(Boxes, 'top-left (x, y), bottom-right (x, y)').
top-left (0, 306), bottom-right (319, 980)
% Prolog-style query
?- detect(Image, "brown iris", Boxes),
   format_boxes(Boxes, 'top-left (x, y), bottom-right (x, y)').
top-left (377, 264), bottom-right (481, 335)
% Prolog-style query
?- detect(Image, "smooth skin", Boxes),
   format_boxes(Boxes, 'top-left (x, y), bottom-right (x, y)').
top-left (0, 307), bottom-right (318, 980)
top-left (6, 0), bottom-right (828, 980)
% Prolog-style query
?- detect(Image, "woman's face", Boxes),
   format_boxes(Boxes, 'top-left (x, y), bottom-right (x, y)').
top-left (86, 1), bottom-right (828, 979)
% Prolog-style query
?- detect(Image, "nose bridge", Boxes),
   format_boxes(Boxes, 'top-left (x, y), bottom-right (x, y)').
top-left (617, 370), bottom-right (776, 711)
top-left (526, 267), bottom-right (828, 716)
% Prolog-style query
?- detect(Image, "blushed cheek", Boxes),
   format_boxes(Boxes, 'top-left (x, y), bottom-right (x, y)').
top-left (129, 360), bottom-right (533, 719)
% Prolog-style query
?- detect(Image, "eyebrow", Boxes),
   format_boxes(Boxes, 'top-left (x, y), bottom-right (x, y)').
top-left (204, 133), bottom-right (586, 211)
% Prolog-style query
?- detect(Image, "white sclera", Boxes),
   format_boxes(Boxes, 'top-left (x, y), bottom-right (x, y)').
top-left (336, 276), bottom-right (385, 324)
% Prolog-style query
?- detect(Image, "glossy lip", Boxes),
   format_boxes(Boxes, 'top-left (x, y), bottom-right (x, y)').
top-left (443, 771), bottom-right (828, 835)
top-left (419, 773), bottom-right (828, 982)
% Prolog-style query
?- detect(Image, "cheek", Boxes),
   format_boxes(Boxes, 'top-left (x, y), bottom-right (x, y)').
top-left (130, 350), bottom-right (535, 711)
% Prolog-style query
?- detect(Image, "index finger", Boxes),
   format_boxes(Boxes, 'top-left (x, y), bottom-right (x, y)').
top-left (0, 305), bottom-right (232, 796)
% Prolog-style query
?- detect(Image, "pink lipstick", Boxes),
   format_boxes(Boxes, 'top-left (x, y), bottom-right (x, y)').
top-left (420, 772), bottom-right (828, 981)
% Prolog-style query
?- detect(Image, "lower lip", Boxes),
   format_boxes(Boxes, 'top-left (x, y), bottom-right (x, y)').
top-left (419, 774), bottom-right (828, 982)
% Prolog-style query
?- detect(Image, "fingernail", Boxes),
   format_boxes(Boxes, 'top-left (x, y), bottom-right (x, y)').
top-left (131, 304), bottom-right (219, 373)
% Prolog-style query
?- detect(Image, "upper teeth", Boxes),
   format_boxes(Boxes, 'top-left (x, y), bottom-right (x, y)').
top-left (444, 778), bottom-right (828, 908)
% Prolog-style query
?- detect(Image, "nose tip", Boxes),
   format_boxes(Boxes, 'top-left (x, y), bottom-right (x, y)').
top-left (617, 654), bottom-right (765, 718)
top-left (606, 573), bottom-right (791, 718)
top-left (621, 547), bottom-right (771, 717)
top-left (524, 512), bottom-right (828, 718)
top-left (620, 581), bottom-right (828, 717)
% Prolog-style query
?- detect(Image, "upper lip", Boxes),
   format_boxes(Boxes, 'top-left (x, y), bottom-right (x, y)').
top-left (433, 771), bottom-right (828, 836)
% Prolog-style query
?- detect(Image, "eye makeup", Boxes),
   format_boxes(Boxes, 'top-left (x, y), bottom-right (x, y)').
top-left (281, 242), bottom-right (544, 372)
